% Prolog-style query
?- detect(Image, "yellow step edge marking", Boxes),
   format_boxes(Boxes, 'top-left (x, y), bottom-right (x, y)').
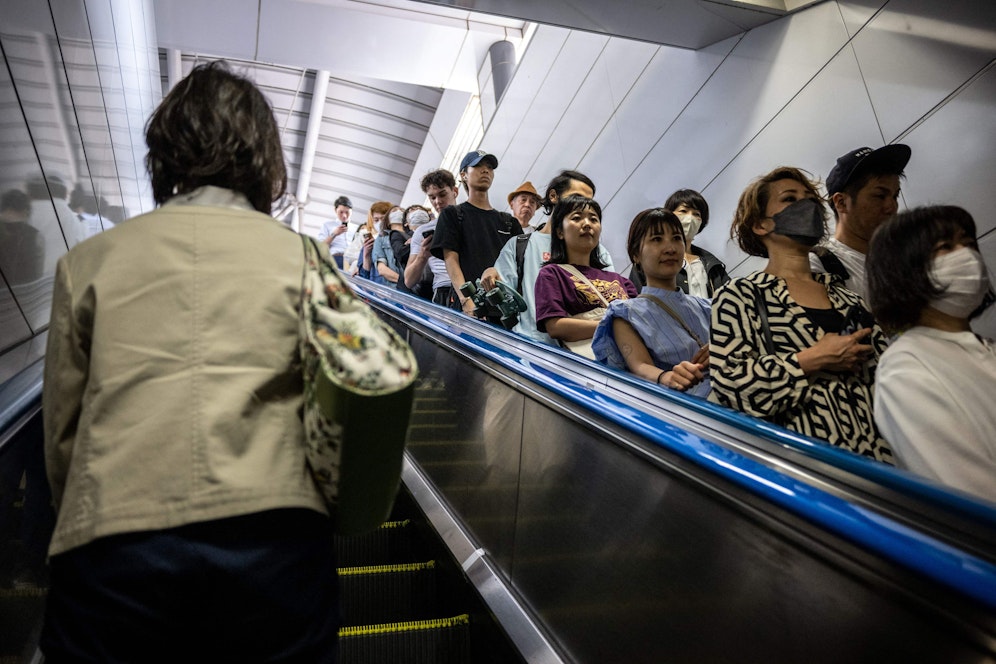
top-left (337, 560), bottom-right (435, 576)
top-left (339, 614), bottom-right (470, 638)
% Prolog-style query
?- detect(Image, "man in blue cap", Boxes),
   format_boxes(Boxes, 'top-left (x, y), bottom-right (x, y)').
top-left (431, 149), bottom-right (521, 315)
top-left (812, 144), bottom-right (911, 299)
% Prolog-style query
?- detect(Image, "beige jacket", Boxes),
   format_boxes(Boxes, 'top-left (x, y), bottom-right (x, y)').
top-left (43, 187), bottom-right (325, 556)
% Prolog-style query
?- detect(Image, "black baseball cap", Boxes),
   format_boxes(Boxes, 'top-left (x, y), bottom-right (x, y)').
top-left (333, 195), bottom-right (353, 209)
top-left (826, 144), bottom-right (911, 195)
top-left (459, 150), bottom-right (498, 172)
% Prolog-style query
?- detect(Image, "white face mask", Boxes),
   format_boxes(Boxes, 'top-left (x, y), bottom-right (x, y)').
top-left (679, 214), bottom-right (701, 244)
top-left (928, 247), bottom-right (992, 318)
top-left (407, 209), bottom-right (430, 229)
top-left (388, 209), bottom-right (405, 227)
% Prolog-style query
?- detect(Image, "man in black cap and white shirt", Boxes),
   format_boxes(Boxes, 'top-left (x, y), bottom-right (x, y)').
top-left (431, 149), bottom-right (521, 315)
top-left (811, 144), bottom-right (911, 300)
top-left (317, 195), bottom-right (353, 269)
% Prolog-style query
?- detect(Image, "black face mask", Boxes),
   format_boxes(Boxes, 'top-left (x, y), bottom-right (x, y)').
top-left (771, 197), bottom-right (825, 247)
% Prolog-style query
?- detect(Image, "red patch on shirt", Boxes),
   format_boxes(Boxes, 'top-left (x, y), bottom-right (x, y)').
top-left (542, 251), bottom-right (551, 261)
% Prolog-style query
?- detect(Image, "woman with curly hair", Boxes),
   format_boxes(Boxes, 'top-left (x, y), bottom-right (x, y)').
top-left (709, 166), bottom-right (892, 463)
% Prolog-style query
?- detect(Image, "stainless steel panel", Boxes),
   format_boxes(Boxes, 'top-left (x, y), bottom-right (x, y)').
top-left (404, 333), bottom-right (525, 573)
top-left (0, 34), bottom-right (65, 333)
top-left (0, 286), bottom-right (31, 353)
top-left (51, 0), bottom-right (123, 235)
top-left (84, 0), bottom-right (148, 220)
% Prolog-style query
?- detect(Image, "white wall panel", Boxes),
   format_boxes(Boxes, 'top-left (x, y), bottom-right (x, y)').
top-left (577, 35), bottom-right (738, 201)
top-left (483, 25), bottom-right (570, 162)
top-left (256, 0), bottom-right (480, 91)
top-left (153, 0), bottom-right (258, 60)
top-left (513, 36), bottom-right (658, 208)
top-left (696, 45), bottom-right (884, 271)
top-left (851, 0), bottom-right (996, 143)
top-left (484, 30), bottom-right (608, 202)
top-left (901, 64), bottom-right (996, 238)
top-left (400, 88), bottom-right (472, 205)
top-left (836, 0), bottom-right (887, 39)
top-left (600, 1), bottom-right (852, 225)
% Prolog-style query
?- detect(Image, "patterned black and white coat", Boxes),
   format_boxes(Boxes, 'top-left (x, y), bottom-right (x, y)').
top-left (709, 271), bottom-right (893, 464)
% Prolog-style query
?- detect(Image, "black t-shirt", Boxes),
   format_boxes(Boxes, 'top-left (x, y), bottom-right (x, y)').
top-left (430, 202), bottom-right (521, 285)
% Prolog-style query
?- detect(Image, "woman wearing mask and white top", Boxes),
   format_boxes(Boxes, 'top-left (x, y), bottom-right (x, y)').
top-left (867, 205), bottom-right (996, 502)
top-left (664, 189), bottom-right (730, 298)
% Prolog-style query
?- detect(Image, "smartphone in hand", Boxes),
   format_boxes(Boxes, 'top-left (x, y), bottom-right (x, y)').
top-left (841, 304), bottom-right (875, 335)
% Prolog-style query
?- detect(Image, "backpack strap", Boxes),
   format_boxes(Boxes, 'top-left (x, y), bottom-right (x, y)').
top-left (814, 247), bottom-right (850, 281)
top-left (514, 234), bottom-right (531, 294)
top-left (746, 280), bottom-right (774, 355)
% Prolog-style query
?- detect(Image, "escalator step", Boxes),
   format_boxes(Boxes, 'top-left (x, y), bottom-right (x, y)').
top-left (335, 520), bottom-right (414, 567)
top-left (338, 614), bottom-right (471, 664)
top-left (338, 561), bottom-right (439, 626)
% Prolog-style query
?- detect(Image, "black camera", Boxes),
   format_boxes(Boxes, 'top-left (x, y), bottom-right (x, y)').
top-left (459, 279), bottom-right (527, 330)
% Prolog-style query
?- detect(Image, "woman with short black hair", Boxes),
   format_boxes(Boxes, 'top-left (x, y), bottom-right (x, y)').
top-left (867, 205), bottom-right (995, 501)
top-left (534, 195), bottom-right (637, 357)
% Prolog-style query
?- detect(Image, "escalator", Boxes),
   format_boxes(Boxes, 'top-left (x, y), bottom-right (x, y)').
top-left (357, 280), bottom-right (996, 663)
top-left (2, 277), bottom-right (996, 662)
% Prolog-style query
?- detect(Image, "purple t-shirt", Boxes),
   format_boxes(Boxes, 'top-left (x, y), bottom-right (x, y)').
top-left (534, 263), bottom-right (638, 332)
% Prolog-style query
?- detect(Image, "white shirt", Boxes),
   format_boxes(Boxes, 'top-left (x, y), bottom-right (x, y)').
top-left (684, 257), bottom-right (710, 298)
top-left (409, 221), bottom-right (449, 290)
top-left (809, 237), bottom-right (867, 300)
top-left (317, 219), bottom-right (352, 255)
top-left (874, 326), bottom-right (996, 503)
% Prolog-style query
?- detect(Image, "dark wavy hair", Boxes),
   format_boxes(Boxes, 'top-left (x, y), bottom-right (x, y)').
top-left (420, 169), bottom-right (457, 192)
top-left (546, 195), bottom-right (607, 268)
top-left (866, 205), bottom-right (994, 333)
top-left (663, 189), bottom-right (709, 231)
top-left (541, 170), bottom-right (596, 214)
top-left (731, 166), bottom-right (823, 258)
top-left (626, 208), bottom-right (684, 264)
top-left (145, 61), bottom-right (287, 214)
